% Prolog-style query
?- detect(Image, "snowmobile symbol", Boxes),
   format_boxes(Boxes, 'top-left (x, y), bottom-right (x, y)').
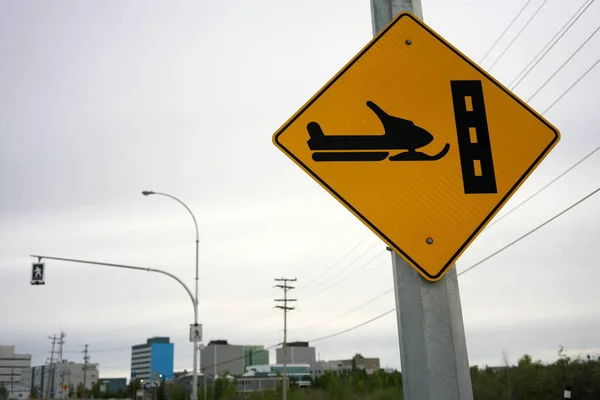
top-left (306, 100), bottom-right (450, 162)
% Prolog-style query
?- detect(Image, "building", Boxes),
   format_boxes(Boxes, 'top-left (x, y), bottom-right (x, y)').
top-left (244, 346), bottom-right (269, 368)
top-left (200, 340), bottom-right (273, 377)
top-left (239, 363), bottom-right (311, 393)
top-left (0, 345), bottom-right (31, 390)
top-left (173, 372), bottom-right (218, 398)
top-left (200, 340), bottom-right (244, 376)
top-left (99, 377), bottom-right (127, 394)
top-left (349, 354), bottom-right (380, 374)
top-left (276, 342), bottom-right (316, 365)
top-left (31, 360), bottom-right (99, 398)
top-left (4, 384), bottom-right (30, 400)
top-left (131, 337), bottom-right (174, 382)
top-left (311, 354), bottom-right (380, 377)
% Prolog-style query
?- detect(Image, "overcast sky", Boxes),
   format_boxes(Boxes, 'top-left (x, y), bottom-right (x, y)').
top-left (1, 0), bottom-right (599, 379)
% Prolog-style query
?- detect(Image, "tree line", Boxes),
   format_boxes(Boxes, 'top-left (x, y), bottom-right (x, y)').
top-left (45, 350), bottom-right (599, 400)
top-left (191, 351), bottom-right (600, 400)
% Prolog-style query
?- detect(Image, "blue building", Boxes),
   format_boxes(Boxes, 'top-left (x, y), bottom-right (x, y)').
top-left (131, 337), bottom-right (174, 382)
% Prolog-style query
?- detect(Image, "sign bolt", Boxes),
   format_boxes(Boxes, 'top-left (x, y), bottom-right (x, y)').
top-left (426, 237), bottom-right (434, 245)
top-left (405, 39), bottom-right (412, 45)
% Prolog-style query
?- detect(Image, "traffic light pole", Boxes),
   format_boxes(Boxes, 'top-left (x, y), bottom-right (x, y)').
top-left (370, 1), bottom-right (474, 399)
top-left (28, 253), bottom-right (198, 400)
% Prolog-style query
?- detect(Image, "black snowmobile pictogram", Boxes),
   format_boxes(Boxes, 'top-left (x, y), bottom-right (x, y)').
top-left (306, 101), bottom-right (450, 162)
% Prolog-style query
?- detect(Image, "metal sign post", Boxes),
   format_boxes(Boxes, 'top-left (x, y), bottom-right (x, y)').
top-left (372, 1), bottom-right (473, 398)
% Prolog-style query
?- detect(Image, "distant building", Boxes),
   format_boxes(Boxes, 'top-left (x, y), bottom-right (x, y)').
top-left (239, 363), bottom-right (311, 393)
top-left (244, 346), bottom-right (269, 368)
top-left (5, 384), bottom-right (29, 400)
top-left (173, 372), bottom-right (218, 398)
top-left (99, 377), bottom-right (127, 394)
top-left (200, 341), bottom-right (270, 377)
top-left (244, 364), bottom-right (311, 384)
top-left (201, 340), bottom-right (244, 376)
top-left (31, 360), bottom-right (99, 399)
top-left (311, 354), bottom-right (380, 377)
top-left (0, 345), bottom-right (31, 390)
top-left (276, 342), bottom-right (316, 365)
top-left (130, 337), bottom-right (174, 382)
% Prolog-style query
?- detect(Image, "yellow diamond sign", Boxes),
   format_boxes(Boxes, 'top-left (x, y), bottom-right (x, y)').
top-left (272, 12), bottom-right (560, 281)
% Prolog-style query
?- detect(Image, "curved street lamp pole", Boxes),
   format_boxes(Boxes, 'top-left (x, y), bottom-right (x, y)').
top-left (142, 191), bottom-right (200, 400)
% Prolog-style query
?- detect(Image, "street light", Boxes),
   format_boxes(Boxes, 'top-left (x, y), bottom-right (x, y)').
top-left (142, 190), bottom-right (201, 400)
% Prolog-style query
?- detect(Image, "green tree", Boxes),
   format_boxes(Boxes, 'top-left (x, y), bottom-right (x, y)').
top-left (126, 379), bottom-right (142, 399)
top-left (212, 377), bottom-right (238, 400)
top-left (77, 383), bottom-right (86, 398)
top-left (0, 386), bottom-right (7, 400)
top-left (157, 379), bottom-right (166, 400)
top-left (91, 380), bottom-right (103, 398)
top-left (30, 386), bottom-right (40, 399)
top-left (170, 382), bottom-right (186, 400)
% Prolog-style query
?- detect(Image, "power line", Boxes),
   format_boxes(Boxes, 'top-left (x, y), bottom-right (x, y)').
top-left (479, 0), bottom-right (535, 64)
top-left (307, 308), bottom-right (396, 343)
top-left (527, 23), bottom-right (600, 103)
top-left (300, 240), bottom-right (382, 297)
top-left (487, 0), bottom-right (551, 72)
top-left (297, 288), bottom-right (393, 332)
top-left (542, 56), bottom-right (600, 114)
top-left (299, 232), bottom-right (373, 292)
top-left (458, 186), bottom-right (600, 277)
top-left (303, 251), bottom-right (386, 300)
top-left (486, 144), bottom-right (600, 229)
top-left (298, 186), bottom-right (600, 345)
top-left (290, 222), bottom-right (369, 280)
top-left (509, 0), bottom-right (596, 89)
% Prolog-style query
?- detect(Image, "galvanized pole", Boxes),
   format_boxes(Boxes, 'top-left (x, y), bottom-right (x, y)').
top-left (141, 191), bottom-right (202, 400)
top-left (29, 254), bottom-right (200, 399)
top-left (370, 1), bottom-right (474, 399)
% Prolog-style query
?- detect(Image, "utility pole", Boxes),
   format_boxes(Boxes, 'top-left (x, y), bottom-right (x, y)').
top-left (57, 332), bottom-right (65, 399)
top-left (60, 369), bottom-right (65, 400)
top-left (60, 370), bottom-right (72, 400)
top-left (57, 332), bottom-right (65, 363)
top-left (45, 335), bottom-right (58, 400)
top-left (274, 278), bottom-right (296, 400)
top-left (82, 345), bottom-right (89, 400)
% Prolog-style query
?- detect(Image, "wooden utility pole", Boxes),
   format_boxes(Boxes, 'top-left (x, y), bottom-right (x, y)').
top-left (274, 278), bottom-right (297, 400)
top-left (82, 345), bottom-right (89, 399)
top-left (45, 335), bottom-right (58, 400)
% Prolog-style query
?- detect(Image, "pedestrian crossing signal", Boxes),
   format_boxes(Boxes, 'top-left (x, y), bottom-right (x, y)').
top-left (189, 324), bottom-right (202, 342)
top-left (31, 262), bottom-right (45, 285)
